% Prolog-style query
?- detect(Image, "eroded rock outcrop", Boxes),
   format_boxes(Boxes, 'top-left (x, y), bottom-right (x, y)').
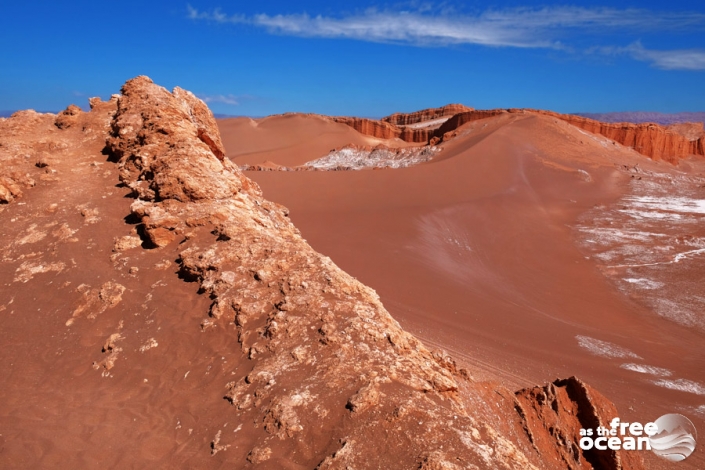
top-left (0, 110), bottom-right (53, 203)
top-left (516, 377), bottom-right (644, 470)
top-left (55, 104), bottom-right (83, 129)
top-left (382, 104), bottom-right (473, 126)
top-left (331, 116), bottom-right (413, 141)
top-left (106, 78), bottom-right (245, 203)
top-left (0, 95), bottom-right (119, 205)
top-left (539, 111), bottom-right (704, 164)
top-left (101, 76), bottom-right (643, 469)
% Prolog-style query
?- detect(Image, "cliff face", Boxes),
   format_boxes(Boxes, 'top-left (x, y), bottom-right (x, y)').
top-left (331, 116), bottom-right (407, 141)
top-left (382, 104), bottom-right (473, 126)
top-left (333, 107), bottom-right (704, 163)
top-left (0, 77), bottom-right (644, 469)
top-left (538, 111), bottom-right (704, 164)
top-left (516, 377), bottom-right (644, 470)
top-left (434, 108), bottom-right (705, 164)
top-left (331, 105), bottom-right (474, 144)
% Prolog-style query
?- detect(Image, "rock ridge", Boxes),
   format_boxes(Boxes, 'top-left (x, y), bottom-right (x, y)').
top-left (102, 76), bottom-right (643, 468)
top-left (382, 104), bottom-right (473, 126)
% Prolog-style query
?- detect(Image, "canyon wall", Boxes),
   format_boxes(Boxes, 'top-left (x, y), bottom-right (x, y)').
top-left (539, 110), bottom-right (704, 164)
top-left (334, 107), bottom-right (705, 163)
top-left (382, 104), bottom-right (473, 126)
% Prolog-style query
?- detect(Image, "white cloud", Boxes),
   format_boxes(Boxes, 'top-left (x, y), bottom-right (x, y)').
top-left (198, 94), bottom-right (241, 106)
top-left (626, 42), bottom-right (705, 70)
top-left (187, 5), bottom-right (705, 49)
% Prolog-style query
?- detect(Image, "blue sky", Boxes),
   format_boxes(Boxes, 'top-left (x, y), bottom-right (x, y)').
top-left (1, 1), bottom-right (704, 116)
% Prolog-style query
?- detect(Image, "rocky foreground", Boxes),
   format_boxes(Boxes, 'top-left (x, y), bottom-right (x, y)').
top-left (0, 77), bottom-right (646, 468)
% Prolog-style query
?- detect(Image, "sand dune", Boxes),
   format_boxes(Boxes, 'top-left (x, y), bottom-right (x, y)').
top-left (221, 109), bottom-right (705, 469)
top-left (219, 113), bottom-right (415, 167)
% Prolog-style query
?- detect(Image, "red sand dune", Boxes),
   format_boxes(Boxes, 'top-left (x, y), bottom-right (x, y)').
top-left (219, 113), bottom-right (417, 168)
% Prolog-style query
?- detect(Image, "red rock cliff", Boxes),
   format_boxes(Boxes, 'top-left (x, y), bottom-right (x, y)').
top-left (382, 104), bottom-right (473, 126)
top-left (331, 116), bottom-right (436, 143)
top-left (334, 107), bottom-right (704, 163)
top-left (537, 110), bottom-right (704, 164)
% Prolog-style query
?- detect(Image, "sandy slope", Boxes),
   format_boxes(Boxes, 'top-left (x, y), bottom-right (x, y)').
top-left (220, 111), bottom-right (705, 469)
top-left (219, 113), bottom-right (416, 167)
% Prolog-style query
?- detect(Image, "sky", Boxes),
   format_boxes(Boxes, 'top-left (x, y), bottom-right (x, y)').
top-left (1, 1), bottom-right (704, 117)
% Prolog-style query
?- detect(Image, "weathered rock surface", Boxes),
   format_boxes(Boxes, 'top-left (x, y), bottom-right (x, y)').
top-left (516, 377), bottom-right (644, 470)
top-left (332, 116), bottom-right (419, 141)
top-left (106, 77), bottom-right (245, 202)
top-left (55, 104), bottom-right (83, 129)
top-left (0, 110), bottom-right (53, 203)
top-left (382, 104), bottom-right (473, 126)
top-left (0, 96), bottom-right (118, 206)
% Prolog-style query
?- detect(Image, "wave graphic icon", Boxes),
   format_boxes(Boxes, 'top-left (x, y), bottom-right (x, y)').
top-left (650, 414), bottom-right (697, 462)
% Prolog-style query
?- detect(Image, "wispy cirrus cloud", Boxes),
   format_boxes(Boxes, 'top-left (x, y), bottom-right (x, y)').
top-left (626, 43), bottom-right (705, 71)
top-left (592, 42), bottom-right (705, 70)
top-left (187, 5), bottom-right (705, 51)
top-left (197, 93), bottom-right (242, 106)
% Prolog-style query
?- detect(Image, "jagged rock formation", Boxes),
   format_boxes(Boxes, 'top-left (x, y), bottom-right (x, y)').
top-left (103, 76), bottom-right (642, 468)
top-left (333, 107), bottom-right (705, 163)
top-left (515, 377), bottom-right (644, 470)
top-left (329, 105), bottom-right (471, 143)
top-left (0, 76), bottom-right (645, 469)
top-left (0, 111), bottom-right (51, 203)
top-left (382, 104), bottom-right (473, 126)
top-left (54, 104), bottom-right (83, 129)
